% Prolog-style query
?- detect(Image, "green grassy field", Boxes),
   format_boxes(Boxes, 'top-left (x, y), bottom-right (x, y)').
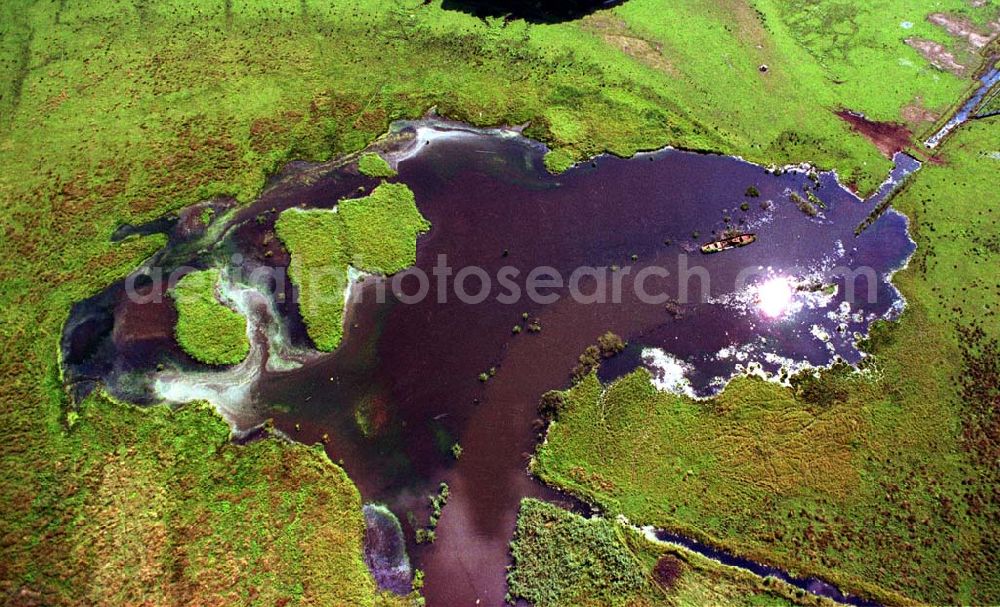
top-left (275, 182), bottom-right (429, 350)
top-left (170, 269), bottom-right (250, 365)
top-left (532, 120), bottom-right (1000, 606)
top-left (509, 499), bottom-right (821, 607)
top-left (1, 389), bottom-right (409, 606)
top-left (0, 0), bottom-right (995, 602)
top-left (340, 182), bottom-right (431, 274)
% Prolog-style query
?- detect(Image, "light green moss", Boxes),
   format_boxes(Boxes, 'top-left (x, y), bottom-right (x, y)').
top-left (543, 149), bottom-right (577, 174)
top-left (274, 209), bottom-right (350, 352)
top-left (358, 152), bottom-right (397, 178)
top-left (275, 183), bottom-right (429, 351)
top-left (340, 182), bottom-right (431, 274)
top-left (171, 270), bottom-right (250, 365)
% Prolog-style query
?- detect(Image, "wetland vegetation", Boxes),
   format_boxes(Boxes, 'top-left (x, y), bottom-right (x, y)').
top-left (529, 121), bottom-right (1000, 606)
top-left (275, 182), bottom-right (430, 350)
top-left (359, 153), bottom-right (399, 178)
top-left (1, 0), bottom-right (997, 603)
top-left (170, 269), bottom-right (250, 365)
top-left (21, 391), bottom-right (408, 606)
top-left (508, 499), bottom-right (816, 607)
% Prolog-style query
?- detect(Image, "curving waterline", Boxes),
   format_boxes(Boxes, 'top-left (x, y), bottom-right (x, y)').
top-left (139, 120), bottom-right (926, 431)
top-left (362, 503), bottom-right (413, 595)
top-left (590, 150), bottom-right (924, 607)
top-left (152, 273), bottom-right (319, 421)
top-left (626, 518), bottom-right (882, 607)
top-left (147, 138), bottom-right (922, 428)
top-left (641, 150), bottom-right (921, 400)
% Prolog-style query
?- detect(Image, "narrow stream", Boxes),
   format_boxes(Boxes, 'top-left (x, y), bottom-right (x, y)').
top-left (924, 62), bottom-right (999, 148)
top-left (644, 526), bottom-right (880, 607)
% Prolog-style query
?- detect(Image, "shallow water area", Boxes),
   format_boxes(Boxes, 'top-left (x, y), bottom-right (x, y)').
top-left (61, 120), bottom-right (917, 606)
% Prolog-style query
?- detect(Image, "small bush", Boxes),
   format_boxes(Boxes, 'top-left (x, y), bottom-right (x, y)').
top-left (538, 390), bottom-right (567, 421)
top-left (596, 331), bottom-right (625, 357)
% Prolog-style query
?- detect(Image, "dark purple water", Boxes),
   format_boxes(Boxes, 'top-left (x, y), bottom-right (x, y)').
top-left (61, 122), bottom-right (916, 606)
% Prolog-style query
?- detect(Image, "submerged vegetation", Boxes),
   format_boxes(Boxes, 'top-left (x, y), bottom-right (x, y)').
top-left (789, 191), bottom-right (820, 217)
top-left (170, 269), bottom-right (250, 365)
top-left (275, 183), bottom-right (430, 351)
top-left (806, 189), bottom-right (827, 211)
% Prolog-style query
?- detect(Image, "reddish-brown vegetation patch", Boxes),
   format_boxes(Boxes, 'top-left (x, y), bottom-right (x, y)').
top-left (836, 110), bottom-right (914, 158)
top-left (652, 554), bottom-right (685, 590)
top-left (927, 13), bottom-right (998, 49)
top-left (131, 124), bottom-right (240, 215)
top-left (901, 99), bottom-right (941, 126)
top-left (581, 14), bottom-right (678, 75)
top-left (957, 324), bottom-right (1000, 469)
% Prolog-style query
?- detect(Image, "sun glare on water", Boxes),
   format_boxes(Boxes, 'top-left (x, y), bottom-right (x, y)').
top-left (757, 277), bottom-right (794, 318)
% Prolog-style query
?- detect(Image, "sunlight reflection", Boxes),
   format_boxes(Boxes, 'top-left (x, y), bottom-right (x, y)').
top-left (757, 276), bottom-right (794, 318)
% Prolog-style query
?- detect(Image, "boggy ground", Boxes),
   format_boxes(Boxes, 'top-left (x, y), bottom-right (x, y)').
top-left (508, 498), bottom-right (819, 607)
top-left (0, 0), bottom-right (997, 603)
top-left (529, 119), bottom-right (1000, 606)
top-left (4, 391), bottom-right (411, 606)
